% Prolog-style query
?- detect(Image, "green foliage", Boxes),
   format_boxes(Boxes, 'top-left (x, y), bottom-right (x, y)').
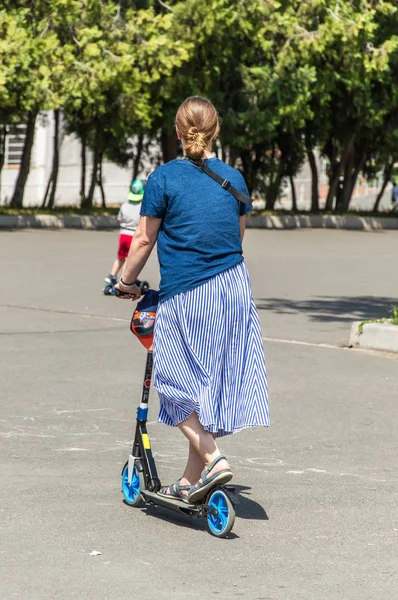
top-left (358, 305), bottom-right (398, 334)
top-left (391, 306), bottom-right (398, 326)
top-left (1, 0), bottom-right (398, 209)
top-left (0, 7), bottom-right (61, 117)
top-left (59, 1), bottom-right (191, 205)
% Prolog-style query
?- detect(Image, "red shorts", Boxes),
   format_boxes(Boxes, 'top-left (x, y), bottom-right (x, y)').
top-left (117, 233), bottom-right (133, 260)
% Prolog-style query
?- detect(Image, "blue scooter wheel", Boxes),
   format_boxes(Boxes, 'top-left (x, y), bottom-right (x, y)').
top-left (206, 488), bottom-right (235, 537)
top-left (121, 463), bottom-right (145, 507)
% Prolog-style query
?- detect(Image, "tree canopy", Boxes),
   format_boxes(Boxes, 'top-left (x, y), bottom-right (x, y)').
top-left (0, 0), bottom-right (397, 211)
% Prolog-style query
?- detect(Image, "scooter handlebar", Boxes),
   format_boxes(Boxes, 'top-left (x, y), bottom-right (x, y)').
top-left (114, 288), bottom-right (130, 298)
top-left (114, 280), bottom-right (149, 298)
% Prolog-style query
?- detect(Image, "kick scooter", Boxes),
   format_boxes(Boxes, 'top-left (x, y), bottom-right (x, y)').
top-left (120, 350), bottom-right (237, 538)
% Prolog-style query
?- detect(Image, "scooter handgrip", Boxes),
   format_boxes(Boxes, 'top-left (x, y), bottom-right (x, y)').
top-left (114, 288), bottom-right (130, 297)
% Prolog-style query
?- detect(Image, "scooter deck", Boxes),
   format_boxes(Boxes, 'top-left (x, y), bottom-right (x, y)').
top-left (141, 490), bottom-right (201, 514)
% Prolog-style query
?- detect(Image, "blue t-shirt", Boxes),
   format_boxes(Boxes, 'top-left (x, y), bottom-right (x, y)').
top-left (140, 157), bottom-right (252, 302)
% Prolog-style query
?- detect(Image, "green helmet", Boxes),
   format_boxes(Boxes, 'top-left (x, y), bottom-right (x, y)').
top-left (128, 179), bottom-right (146, 203)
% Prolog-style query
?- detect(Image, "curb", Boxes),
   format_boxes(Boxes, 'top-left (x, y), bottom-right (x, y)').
top-left (349, 321), bottom-right (398, 354)
top-left (1, 213), bottom-right (398, 231)
top-left (0, 214), bottom-right (118, 229)
top-left (246, 214), bottom-right (398, 230)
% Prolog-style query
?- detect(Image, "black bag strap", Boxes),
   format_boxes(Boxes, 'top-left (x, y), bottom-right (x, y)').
top-left (201, 162), bottom-right (252, 206)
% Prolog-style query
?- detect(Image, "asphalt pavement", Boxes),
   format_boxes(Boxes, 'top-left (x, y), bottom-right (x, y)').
top-left (0, 229), bottom-right (397, 600)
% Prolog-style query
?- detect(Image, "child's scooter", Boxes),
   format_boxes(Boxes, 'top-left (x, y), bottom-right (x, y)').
top-left (119, 329), bottom-right (237, 538)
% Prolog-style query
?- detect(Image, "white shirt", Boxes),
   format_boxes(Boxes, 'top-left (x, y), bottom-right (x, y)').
top-left (118, 201), bottom-right (141, 236)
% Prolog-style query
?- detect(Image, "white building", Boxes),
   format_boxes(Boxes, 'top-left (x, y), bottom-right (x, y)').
top-left (1, 113), bottom-right (138, 207)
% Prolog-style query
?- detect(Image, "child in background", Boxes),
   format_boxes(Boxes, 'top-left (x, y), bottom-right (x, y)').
top-left (103, 179), bottom-right (147, 294)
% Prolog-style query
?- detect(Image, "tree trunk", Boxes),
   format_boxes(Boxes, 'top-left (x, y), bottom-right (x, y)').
top-left (41, 174), bottom-right (53, 208)
top-left (323, 139), bottom-right (338, 211)
top-left (348, 151), bottom-right (366, 201)
top-left (325, 134), bottom-right (355, 212)
top-left (132, 134), bottom-right (144, 180)
top-left (97, 154), bottom-right (106, 208)
top-left (339, 145), bottom-right (355, 211)
top-left (228, 146), bottom-right (240, 168)
top-left (343, 151), bottom-right (366, 211)
top-left (160, 129), bottom-right (177, 163)
top-left (289, 175), bottom-right (297, 211)
top-left (266, 154), bottom-right (286, 210)
top-left (373, 161), bottom-right (393, 212)
top-left (306, 139), bottom-right (319, 212)
top-left (80, 137), bottom-right (87, 206)
top-left (325, 165), bottom-right (340, 211)
top-left (42, 110), bottom-right (60, 209)
top-left (85, 132), bottom-right (101, 208)
top-left (86, 153), bottom-right (99, 208)
top-left (240, 149), bottom-right (255, 195)
top-left (47, 110), bottom-right (60, 209)
top-left (0, 125), bottom-right (7, 204)
top-left (10, 112), bottom-right (37, 208)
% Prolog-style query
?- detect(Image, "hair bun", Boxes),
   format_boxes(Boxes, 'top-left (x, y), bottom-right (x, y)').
top-left (187, 126), bottom-right (199, 140)
top-left (175, 96), bottom-right (220, 163)
top-left (187, 126), bottom-right (205, 146)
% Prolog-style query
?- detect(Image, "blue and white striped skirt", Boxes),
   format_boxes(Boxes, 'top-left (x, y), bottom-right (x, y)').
top-left (153, 261), bottom-right (269, 437)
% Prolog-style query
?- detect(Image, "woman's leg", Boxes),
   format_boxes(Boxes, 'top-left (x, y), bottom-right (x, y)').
top-left (158, 443), bottom-right (202, 499)
top-left (181, 443), bottom-right (205, 484)
top-left (181, 431), bottom-right (217, 484)
top-left (159, 413), bottom-right (229, 498)
top-left (178, 411), bottom-right (230, 486)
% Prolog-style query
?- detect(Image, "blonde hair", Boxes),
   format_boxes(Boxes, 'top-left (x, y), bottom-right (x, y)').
top-left (175, 96), bottom-right (220, 162)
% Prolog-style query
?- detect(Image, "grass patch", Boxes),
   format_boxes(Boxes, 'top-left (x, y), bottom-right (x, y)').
top-left (391, 305), bottom-right (398, 326)
top-left (358, 305), bottom-right (398, 335)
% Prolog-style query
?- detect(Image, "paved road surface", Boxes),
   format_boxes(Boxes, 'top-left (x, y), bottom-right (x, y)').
top-left (1, 229), bottom-right (397, 600)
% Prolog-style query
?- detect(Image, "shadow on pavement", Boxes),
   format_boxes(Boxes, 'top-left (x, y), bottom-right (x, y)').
top-left (123, 499), bottom-right (239, 538)
top-left (232, 485), bottom-right (269, 521)
top-left (122, 485), bottom-right (268, 536)
top-left (256, 295), bottom-right (398, 323)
